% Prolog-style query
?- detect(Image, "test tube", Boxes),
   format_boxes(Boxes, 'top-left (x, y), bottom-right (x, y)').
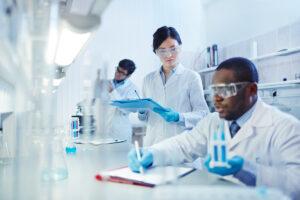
top-left (210, 123), bottom-right (229, 168)
top-left (220, 131), bottom-right (227, 163)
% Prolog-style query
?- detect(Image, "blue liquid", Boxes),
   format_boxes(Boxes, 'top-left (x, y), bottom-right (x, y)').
top-left (65, 146), bottom-right (76, 154)
top-left (42, 168), bottom-right (68, 181)
top-left (221, 145), bottom-right (226, 162)
top-left (213, 145), bottom-right (218, 161)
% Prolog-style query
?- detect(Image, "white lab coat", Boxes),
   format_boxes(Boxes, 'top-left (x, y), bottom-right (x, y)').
top-left (140, 63), bottom-right (209, 146)
top-left (150, 99), bottom-right (300, 199)
top-left (94, 79), bottom-right (138, 142)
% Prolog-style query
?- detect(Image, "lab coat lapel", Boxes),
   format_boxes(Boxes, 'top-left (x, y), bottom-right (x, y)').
top-left (228, 99), bottom-right (273, 150)
top-left (152, 70), bottom-right (166, 104)
top-left (228, 124), bottom-right (254, 150)
top-left (164, 63), bottom-right (184, 87)
top-left (154, 69), bottom-right (165, 88)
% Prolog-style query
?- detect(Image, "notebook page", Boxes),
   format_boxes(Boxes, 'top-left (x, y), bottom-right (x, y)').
top-left (101, 166), bottom-right (194, 185)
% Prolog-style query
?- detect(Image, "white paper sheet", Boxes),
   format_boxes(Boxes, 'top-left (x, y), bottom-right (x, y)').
top-left (100, 166), bottom-right (194, 186)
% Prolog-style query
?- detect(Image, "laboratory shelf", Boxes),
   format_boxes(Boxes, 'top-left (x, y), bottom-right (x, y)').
top-left (198, 66), bottom-right (218, 73)
top-left (258, 80), bottom-right (300, 90)
top-left (198, 46), bottom-right (300, 74)
top-left (251, 46), bottom-right (300, 61)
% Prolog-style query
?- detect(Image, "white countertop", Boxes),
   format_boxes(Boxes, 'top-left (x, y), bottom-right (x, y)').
top-left (0, 142), bottom-right (288, 200)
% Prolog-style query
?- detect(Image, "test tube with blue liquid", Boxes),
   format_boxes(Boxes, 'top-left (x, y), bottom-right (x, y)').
top-left (210, 123), bottom-right (229, 168)
top-left (65, 117), bottom-right (79, 154)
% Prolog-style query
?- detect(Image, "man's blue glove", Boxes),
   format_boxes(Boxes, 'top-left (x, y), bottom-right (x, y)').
top-left (152, 107), bottom-right (179, 122)
top-left (204, 154), bottom-right (244, 176)
top-left (128, 148), bottom-right (153, 173)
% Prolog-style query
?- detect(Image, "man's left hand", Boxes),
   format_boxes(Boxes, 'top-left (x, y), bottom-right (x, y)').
top-left (204, 154), bottom-right (244, 176)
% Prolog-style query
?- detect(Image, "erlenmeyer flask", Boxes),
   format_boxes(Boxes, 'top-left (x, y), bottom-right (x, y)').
top-left (39, 134), bottom-right (68, 181)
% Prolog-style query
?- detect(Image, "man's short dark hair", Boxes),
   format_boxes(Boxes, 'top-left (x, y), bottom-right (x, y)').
top-left (152, 26), bottom-right (182, 53)
top-left (216, 57), bottom-right (259, 83)
top-left (118, 59), bottom-right (136, 76)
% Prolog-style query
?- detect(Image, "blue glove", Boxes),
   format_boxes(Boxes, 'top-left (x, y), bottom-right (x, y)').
top-left (204, 154), bottom-right (244, 176)
top-left (152, 107), bottom-right (179, 122)
top-left (128, 148), bottom-right (153, 173)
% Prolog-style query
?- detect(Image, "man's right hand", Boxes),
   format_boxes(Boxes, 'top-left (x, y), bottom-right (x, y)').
top-left (128, 148), bottom-right (153, 173)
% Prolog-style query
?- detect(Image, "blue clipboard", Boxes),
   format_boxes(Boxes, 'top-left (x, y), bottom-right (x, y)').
top-left (110, 98), bottom-right (166, 110)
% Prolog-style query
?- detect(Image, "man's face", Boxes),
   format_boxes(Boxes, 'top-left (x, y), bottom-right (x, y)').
top-left (212, 69), bottom-right (253, 121)
top-left (114, 66), bottom-right (128, 81)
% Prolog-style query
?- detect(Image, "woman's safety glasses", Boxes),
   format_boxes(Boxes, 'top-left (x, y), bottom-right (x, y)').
top-left (155, 46), bottom-right (181, 58)
top-left (210, 82), bottom-right (251, 98)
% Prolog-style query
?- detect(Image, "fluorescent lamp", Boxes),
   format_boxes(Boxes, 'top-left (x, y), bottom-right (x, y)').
top-left (54, 28), bottom-right (91, 66)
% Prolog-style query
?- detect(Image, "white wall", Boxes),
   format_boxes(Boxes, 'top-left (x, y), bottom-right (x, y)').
top-left (55, 0), bottom-right (207, 126)
top-left (85, 0), bottom-right (207, 87)
top-left (205, 0), bottom-right (300, 46)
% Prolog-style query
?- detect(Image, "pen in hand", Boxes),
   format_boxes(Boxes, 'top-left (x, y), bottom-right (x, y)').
top-left (134, 90), bottom-right (141, 99)
top-left (134, 140), bottom-right (144, 174)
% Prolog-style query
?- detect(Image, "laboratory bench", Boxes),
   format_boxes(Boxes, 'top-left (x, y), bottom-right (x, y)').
top-left (0, 142), bottom-right (287, 200)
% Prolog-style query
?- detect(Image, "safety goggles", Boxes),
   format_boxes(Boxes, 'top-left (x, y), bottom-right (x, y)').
top-left (155, 46), bottom-right (181, 58)
top-left (210, 82), bottom-right (251, 98)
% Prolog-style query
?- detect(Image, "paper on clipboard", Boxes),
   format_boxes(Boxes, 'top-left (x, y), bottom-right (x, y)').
top-left (110, 98), bottom-right (166, 111)
top-left (95, 166), bottom-right (194, 187)
top-left (74, 138), bottom-right (126, 145)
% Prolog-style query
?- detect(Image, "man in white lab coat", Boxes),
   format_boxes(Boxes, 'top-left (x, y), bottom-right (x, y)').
top-left (128, 57), bottom-right (300, 199)
top-left (94, 59), bottom-right (139, 142)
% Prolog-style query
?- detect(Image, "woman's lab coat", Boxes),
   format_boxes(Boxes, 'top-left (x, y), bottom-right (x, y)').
top-left (150, 99), bottom-right (300, 199)
top-left (140, 63), bottom-right (209, 146)
top-left (94, 79), bottom-right (138, 142)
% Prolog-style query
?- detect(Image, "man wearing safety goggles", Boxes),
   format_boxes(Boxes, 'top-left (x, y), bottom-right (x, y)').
top-left (128, 57), bottom-right (300, 199)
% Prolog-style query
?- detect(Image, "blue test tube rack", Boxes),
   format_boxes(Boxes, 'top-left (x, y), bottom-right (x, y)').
top-left (210, 123), bottom-right (229, 168)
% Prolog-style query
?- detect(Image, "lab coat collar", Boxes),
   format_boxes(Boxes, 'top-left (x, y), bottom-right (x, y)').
top-left (173, 63), bottom-right (184, 75)
top-left (249, 98), bottom-right (273, 127)
top-left (165, 63), bottom-right (185, 86)
top-left (156, 63), bottom-right (184, 75)
top-left (111, 79), bottom-right (130, 90)
top-left (228, 98), bottom-right (273, 149)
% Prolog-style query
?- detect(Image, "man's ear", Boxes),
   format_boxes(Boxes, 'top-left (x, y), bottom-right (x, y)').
top-left (249, 83), bottom-right (257, 95)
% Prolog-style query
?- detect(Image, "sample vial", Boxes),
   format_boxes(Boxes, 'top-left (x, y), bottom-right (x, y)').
top-left (212, 44), bottom-right (218, 66)
top-left (206, 46), bottom-right (211, 68)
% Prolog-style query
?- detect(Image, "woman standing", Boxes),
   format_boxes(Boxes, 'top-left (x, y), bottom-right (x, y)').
top-left (139, 26), bottom-right (209, 146)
